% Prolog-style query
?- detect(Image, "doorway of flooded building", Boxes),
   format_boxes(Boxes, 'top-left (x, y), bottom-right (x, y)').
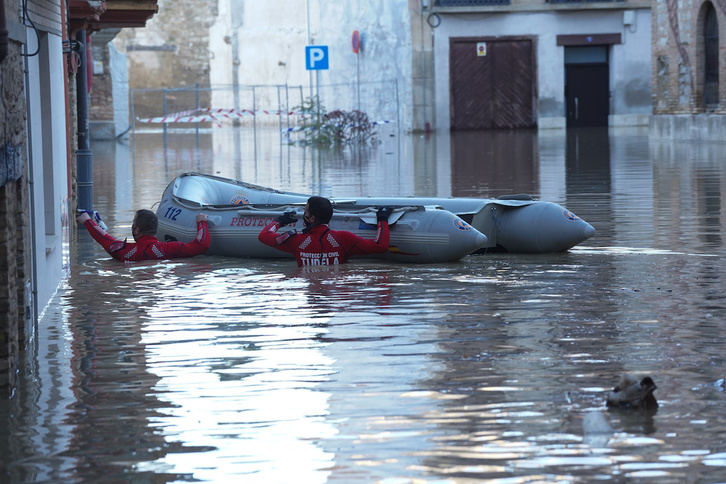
top-left (449, 37), bottom-right (536, 130)
top-left (564, 45), bottom-right (610, 128)
top-left (703, 2), bottom-right (719, 108)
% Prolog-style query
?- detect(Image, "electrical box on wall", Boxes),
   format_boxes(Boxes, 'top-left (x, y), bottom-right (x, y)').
top-left (623, 10), bottom-right (635, 26)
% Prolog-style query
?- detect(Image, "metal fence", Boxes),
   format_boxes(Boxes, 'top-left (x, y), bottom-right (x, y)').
top-left (130, 80), bottom-right (400, 144)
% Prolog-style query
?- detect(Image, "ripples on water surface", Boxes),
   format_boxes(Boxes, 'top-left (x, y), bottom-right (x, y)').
top-left (2, 127), bottom-right (726, 483)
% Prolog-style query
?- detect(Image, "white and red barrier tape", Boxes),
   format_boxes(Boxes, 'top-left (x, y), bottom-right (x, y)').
top-left (137, 108), bottom-right (396, 130)
top-left (137, 108), bottom-right (302, 126)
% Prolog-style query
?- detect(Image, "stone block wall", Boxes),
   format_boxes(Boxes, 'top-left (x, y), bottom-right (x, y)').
top-left (90, 31), bottom-right (119, 140)
top-left (110, 0), bottom-right (216, 121)
top-left (116, 0), bottom-right (215, 90)
top-left (0, 40), bottom-right (30, 397)
top-left (90, 42), bottom-right (115, 122)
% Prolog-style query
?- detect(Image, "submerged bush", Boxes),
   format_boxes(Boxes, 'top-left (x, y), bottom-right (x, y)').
top-left (291, 96), bottom-right (378, 146)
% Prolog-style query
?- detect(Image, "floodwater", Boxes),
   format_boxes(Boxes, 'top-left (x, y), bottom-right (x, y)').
top-left (2, 126), bottom-right (726, 483)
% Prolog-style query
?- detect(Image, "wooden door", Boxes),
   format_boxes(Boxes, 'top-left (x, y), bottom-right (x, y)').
top-left (450, 38), bottom-right (536, 130)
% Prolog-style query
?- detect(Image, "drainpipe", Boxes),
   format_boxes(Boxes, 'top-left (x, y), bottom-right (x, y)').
top-left (75, 29), bottom-right (93, 211)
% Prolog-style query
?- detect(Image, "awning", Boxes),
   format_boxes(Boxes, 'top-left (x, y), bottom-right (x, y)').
top-left (69, 0), bottom-right (159, 35)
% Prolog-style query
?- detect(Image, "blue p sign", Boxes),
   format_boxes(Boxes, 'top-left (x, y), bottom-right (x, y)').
top-left (305, 46), bottom-right (329, 70)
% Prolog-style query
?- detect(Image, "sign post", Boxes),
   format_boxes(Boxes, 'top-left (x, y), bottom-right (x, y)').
top-left (351, 30), bottom-right (360, 54)
top-left (305, 46), bottom-right (329, 124)
top-left (352, 31), bottom-right (361, 110)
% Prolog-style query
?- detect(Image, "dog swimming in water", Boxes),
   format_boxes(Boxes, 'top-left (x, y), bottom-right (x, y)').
top-left (606, 374), bottom-right (658, 410)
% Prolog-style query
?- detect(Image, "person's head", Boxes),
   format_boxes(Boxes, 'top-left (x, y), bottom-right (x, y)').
top-left (132, 209), bottom-right (158, 240)
top-left (304, 196), bottom-right (333, 227)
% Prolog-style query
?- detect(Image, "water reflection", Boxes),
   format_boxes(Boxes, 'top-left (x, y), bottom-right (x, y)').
top-left (136, 265), bottom-right (339, 482)
top-left (450, 130), bottom-right (538, 197)
top-left (66, 260), bottom-right (218, 482)
top-left (3, 127), bottom-right (726, 483)
top-left (566, 127), bottom-right (611, 195)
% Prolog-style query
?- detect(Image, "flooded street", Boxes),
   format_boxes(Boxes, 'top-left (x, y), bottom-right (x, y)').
top-left (2, 126), bottom-right (726, 483)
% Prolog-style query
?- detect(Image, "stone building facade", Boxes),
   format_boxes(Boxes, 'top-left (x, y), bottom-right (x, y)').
top-left (90, 28), bottom-right (130, 139)
top-left (97, 0), bottom-right (434, 133)
top-left (1, 0), bottom-right (158, 397)
top-left (651, 0), bottom-right (726, 140)
top-left (0, 1), bottom-right (30, 397)
top-left (104, 0), bottom-right (216, 129)
top-left (431, 0), bottom-right (651, 130)
top-left (1, 0), bottom-right (68, 397)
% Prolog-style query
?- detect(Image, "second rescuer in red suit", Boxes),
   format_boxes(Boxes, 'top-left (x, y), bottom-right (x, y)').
top-left (258, 196), bottom-right (392, 267)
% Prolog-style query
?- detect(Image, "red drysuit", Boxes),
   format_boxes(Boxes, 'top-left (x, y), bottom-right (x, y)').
top-left (81, 218), bottom-right (210, 262)
top-left (258, 221), bottom-right (389, 266)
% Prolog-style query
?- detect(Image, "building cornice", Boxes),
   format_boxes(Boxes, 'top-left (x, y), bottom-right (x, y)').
top-left (431, 2), bottom-right (650, 13)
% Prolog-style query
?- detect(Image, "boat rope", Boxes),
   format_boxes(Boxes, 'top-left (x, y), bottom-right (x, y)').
top-left (234, 204), bottom-right (418, 215)
top-left (235, 204), bottom-right (304, 212)
top-left (333, 205), bottom-right (418, 215)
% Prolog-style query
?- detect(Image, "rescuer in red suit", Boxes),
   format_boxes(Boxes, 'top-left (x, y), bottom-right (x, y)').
top-left (258, 196), bottom-right (391, 267)
top-left (77, 209), bottom-right (210, 262)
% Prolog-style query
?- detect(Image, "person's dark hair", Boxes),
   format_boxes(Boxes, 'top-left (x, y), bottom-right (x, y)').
top-left (307, 196), bottom-right (333, 224)
top-left (134, 209), bottom-right (158, 235)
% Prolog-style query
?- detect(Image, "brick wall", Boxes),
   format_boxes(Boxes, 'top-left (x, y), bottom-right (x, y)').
top-left (652, 0), bottom-right (726, 114)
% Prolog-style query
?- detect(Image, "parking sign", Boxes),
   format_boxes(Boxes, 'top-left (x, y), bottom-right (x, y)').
top-left (305, 46), bottom-right (329, 70)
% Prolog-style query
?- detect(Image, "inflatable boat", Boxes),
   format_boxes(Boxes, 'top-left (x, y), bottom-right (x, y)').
top-left (156, 177), bottom-right (488, 263)
top-left (161, 172), bottom-right (595, 254)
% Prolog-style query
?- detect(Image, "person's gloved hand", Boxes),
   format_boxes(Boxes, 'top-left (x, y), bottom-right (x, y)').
top-left (276, 210), bottom-right (297, 227)
top-left (376, 206), bottom-right (394, 223)
top-left (76, 211), bottom-right (91, 224)
top-left (76, 209), bottom-right (107, 230)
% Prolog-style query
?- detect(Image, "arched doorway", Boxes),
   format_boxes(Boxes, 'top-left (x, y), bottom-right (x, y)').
top-left (704, 3), bottom-right (719, 107)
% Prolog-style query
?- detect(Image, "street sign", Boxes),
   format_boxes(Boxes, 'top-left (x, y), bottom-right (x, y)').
top-left (351, 31), bottom-right (360, 54)
top-left (305, 46), bottom-right (329, 70)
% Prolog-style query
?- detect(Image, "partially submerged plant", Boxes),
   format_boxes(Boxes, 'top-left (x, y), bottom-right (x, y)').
top-left (322, 109), bottom-right (377, 144)
top-left (291, 96), bottom-right (378, 146)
